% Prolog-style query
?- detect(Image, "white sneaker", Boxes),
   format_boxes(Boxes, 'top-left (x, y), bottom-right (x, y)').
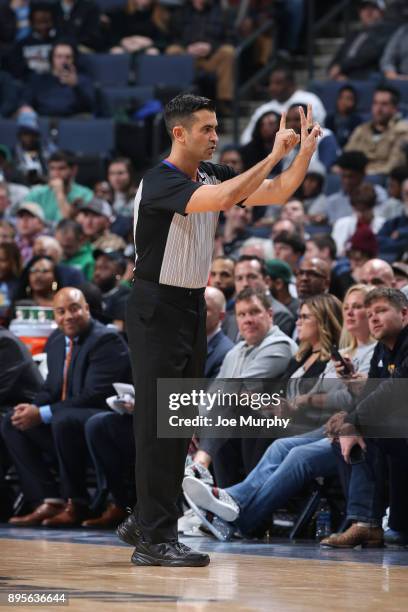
top-left (182, 476), bottom-right (239, 522)
top-left (177, 508), bottom-right (204, 536)
top-left (184, 460), bottom-right (214, 486)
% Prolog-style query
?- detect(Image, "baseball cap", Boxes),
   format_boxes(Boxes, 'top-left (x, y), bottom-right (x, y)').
top-left (360, 1), bottom-right (386, 11)
top-left (392, 262), bottom-right (408, 279)
top-left (17, 202), bottom-right (45, 222)
top-left (93, 248), bottom-right (124, 262)
top-left (17, 110), bottom-right (40, 134)
top-left (265, 259), bottom-right (292, 284)
top-left (77, 197), bottom-right (112, 219)
top-left (346, 225), bottom-right (378, 258)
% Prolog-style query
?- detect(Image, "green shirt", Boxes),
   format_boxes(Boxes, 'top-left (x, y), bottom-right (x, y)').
top-left (24, 182), bottom-right (93, 223)
top-left (62, 242), bottom-right (95, 281)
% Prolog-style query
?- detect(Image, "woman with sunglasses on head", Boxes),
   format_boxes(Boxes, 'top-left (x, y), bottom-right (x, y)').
top-left (183, 289), bottom-right (376, 540)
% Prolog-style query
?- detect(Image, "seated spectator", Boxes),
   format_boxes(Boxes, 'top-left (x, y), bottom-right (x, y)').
top-left (209, 255), bottom-right (235, 304)
top-left (75, 198), bottom-right (126, 252)
top-left (239, 237), bottom-right (274, 261)
top-left (296, 256), bottom-right (330, 299)
top-left (326, 152), bottom-right (387, 224)
top-left (325, 85), bottom-right (364, 148)
top-left (6, 1), bottom-right (58, 78)
top-left (14, 255), bottom-right (62, 308)
top-left (2, 287), bottom-right (132, 527)
top-left (0, 242), bottom-right (22, 327)
top-left (23, 151), bottom-right (93, 223)
top-left (305, 234), bottom-right (346, 297)
top-left (219, 146), bottom-right (244, 175)
top-left (107, 158), bottom-right (138, 218)
top-left (345, 86), bottom-right (408, 176)
top-left (54, 0), bottom-right (104, 52)
top-left (280, 199), bottom-right (307, 236)
top-left (332, 183), bottom-right (385, 256)
top-left (166, 0), bottom-right (236, 112)
top-left (360, 257), bottom-right (395, 287)
top-left (271, 218), bottom-right (297, 239)
top-left (282, 104), bottom-right (339, 171)
top-left (55, 219), bottom-right (94, 281)
top-left (328, 0), bottom-right (395, 80)
top-left (21, 41), bottom-right (96, 117)
top-left (0, 326), bottom-right (43, 412)
top-left (14, 110), bottom-right (56, 185)
top-left (33, 235), bottom-right (85, 288)
top-left (322, 287), bottom-right (408, 548)
top-left (222, 206), bottom-right (256, 259)
top-left (92, 249), bottom-right (130, 331)
top-left (265, 258), bottom-right (299, 318)
top-left (335, 227), bottom-right (379, 298)
top-left (105, 0), bottom-right (167, 55)
top-left (298, 163), bottom-right (328, 219)
top-left (273, 231), bottom-right (305, 273)
top-left (203, 286), bottom-right (233, 379)
top-left (15, 202), bottom-right (46, 265)
top-left (0, 69), bottom-right (21, 118)
top-left (241, 66), bottom-right (326, 144)
top-left (380, 23), bottom-right (408, 80)
top-left (184, 292), bottom-right (375, 540)
top-left (194, 286), bottom-right (298, 488)
top-left (222, 255), bottom-right (295, 341)
top-left (0, 221), bottom-right (16, 245)
top-left (379, 165), bottom-right (408, 220)
top-left (378, 178), bottom-right (408, 262)
top-left (239, 111), bottom-right (281, 172)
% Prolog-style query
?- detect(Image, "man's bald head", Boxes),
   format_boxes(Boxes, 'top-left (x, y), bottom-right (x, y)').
top-left (205, 286), bottom-right (226, 336)
top-left (360, 259), bottom-right (395, 288)
top-left (296, 256), bottom-right (330, 298)
top-left (53, 287), bottom-right (90, 337)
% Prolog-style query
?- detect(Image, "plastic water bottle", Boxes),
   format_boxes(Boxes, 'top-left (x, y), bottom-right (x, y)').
top-left (315, 498), bottom-right (332, 540)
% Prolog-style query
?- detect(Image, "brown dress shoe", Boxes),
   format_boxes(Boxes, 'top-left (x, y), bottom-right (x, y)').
top-left (81, 504), bottom-right (127, 528)
top-left (321, 524), bottom-right (384, 548)
top-left (8, 502), bottom-right (65, 526)
top-left (42, 499), bottom-right (90, 527)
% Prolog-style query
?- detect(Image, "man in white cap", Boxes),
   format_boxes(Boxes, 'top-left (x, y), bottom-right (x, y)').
top-left (15, 202), bottom-right (46, 264)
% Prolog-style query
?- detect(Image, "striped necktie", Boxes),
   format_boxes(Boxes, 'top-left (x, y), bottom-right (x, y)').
top-left (61, 338), bottom-right (74, 401)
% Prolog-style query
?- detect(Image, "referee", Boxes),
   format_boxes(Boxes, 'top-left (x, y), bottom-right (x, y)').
top-left (118, 94), bottom-right (321, 566)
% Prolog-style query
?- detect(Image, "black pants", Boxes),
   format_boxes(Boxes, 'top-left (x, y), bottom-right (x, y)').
top-left (1, 408), bottom-right (103, 505)
top-left (85, 412), bottom-right (135, 510)
top-left (126, 278), bottom-right (206, 543)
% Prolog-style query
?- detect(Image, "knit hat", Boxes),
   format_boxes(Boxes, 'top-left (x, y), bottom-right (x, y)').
top-left (346, 224), bottom-right (378, 258)
top-left (265, 258), bottom-right (292, 284)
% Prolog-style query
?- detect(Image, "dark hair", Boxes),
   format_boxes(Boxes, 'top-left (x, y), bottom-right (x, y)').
top-left (164, 94), bottom-right (216, 138)
top-left (235, 286), bottom-right (271, 310)
top-left (274, 231), bottom-right (306, 256)
top-left (270, 65), bottom-right (295, 84)
top-left (389, 165), bottom-right (408, 184)
top-left (0, 241), bottom-right (22, 279)
top-left (56, 219), bottom-right (84, 241)
top-left (350, 183), bottom-right (377, 210)
top-left (336, 151), bottom-right (368, 173)
top-left (364, 287), bottom-right (408, 310)
top-left (288, 103), bottom-right (307, 114)
top-left (50, 41), bottom-right (78, 68)
top-left (48, 150), bottom-right (76, 168)
top-left (212, 255), bottom-right (236, 265)
top-left (375, 85), bottom-right (400, 106)
top-left (251, 111), bottom-right (281, 146)
top-left (338, 84), bottom-right (358, 108)
top-left (236, 254), bottom-right (267, 277)
top-left (304, 171), bottom-right (324, 192)
top-left (308, 234), bottom-right (337, 260)
top-left (30, 1), bottom-right (56, 19)
top-left (15, 255), bottom-right (61, 301)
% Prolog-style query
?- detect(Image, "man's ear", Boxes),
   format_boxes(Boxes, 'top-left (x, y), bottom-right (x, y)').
top-left (172, 125), bottom-right (185, 143)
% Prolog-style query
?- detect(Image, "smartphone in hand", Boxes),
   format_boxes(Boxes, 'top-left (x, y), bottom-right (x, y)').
top-left (331, 346), bottom-right (354, 376)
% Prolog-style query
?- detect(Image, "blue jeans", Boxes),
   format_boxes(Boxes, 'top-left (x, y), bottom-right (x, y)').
top-left (226, 428), bottom-right (336, 535)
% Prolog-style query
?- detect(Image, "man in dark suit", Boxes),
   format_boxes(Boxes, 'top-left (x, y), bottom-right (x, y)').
top-left (2, 287), bottom-right (132, 526)
top-left (204, 287), bottom-right (233, 379)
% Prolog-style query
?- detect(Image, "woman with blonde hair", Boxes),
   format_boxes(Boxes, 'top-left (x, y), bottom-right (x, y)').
top-left (183, 290), bottom-right (377, 540)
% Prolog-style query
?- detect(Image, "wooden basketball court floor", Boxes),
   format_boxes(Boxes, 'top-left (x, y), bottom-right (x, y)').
top-left (1, 526), bottom-right (408, 611)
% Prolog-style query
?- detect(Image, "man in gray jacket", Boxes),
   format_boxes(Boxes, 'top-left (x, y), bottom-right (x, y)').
top-left (193, 286), bottom-right (298, 486)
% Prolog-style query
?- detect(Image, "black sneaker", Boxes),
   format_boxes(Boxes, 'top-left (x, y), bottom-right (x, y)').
top-left (116, 512), bottom-right (141, 546)
top-left (131, 540), bottom-right (210, 567)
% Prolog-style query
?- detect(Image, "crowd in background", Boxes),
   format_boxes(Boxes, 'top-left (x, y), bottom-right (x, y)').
top-left (1, 0), bottom-right (408, 548)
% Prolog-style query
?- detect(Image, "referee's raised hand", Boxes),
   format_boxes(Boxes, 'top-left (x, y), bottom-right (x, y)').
top-left (270, 111), bottom-right (300, 159)
top-left (299, 104), bottom-right (322, 156)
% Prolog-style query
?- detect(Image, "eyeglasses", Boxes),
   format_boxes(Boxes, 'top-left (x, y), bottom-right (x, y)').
top-left (296, 269), bottom-right (326, 279)
top-left (29, 267), bottom-right (53, 274)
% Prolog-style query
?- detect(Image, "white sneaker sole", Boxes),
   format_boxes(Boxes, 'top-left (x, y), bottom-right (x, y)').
top-left (182, 477), bottom-right (239, 522)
